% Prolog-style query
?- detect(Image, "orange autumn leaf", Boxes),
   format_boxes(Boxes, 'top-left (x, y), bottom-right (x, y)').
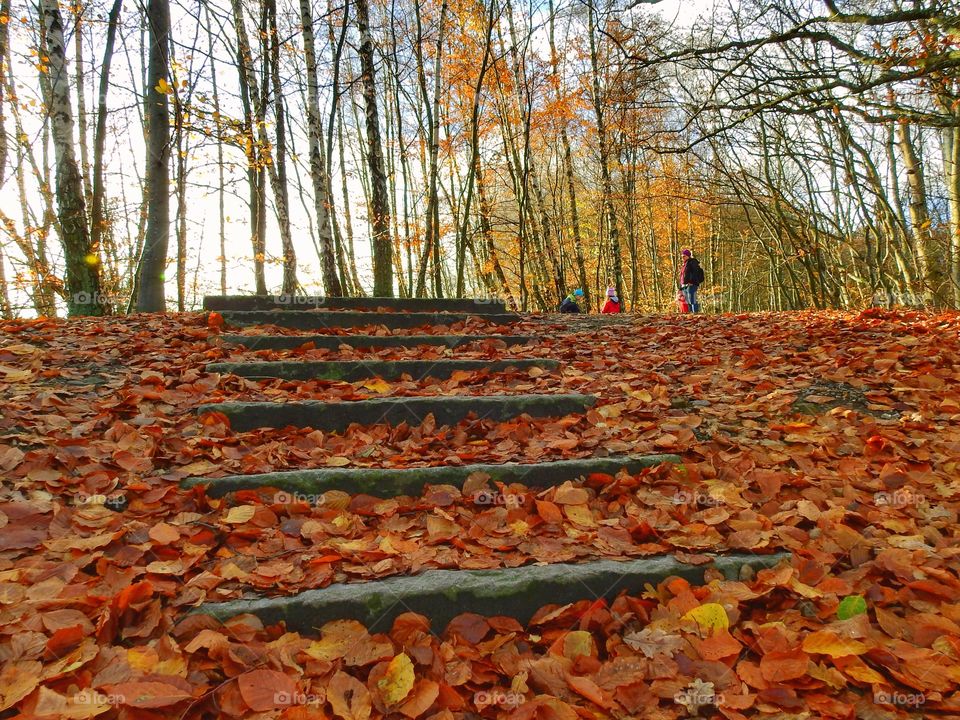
top-left (694, 629), bottom-right (743, 661)
top-left (566, 675), bottom-right (615, 708)
top-left (238, 668), bottom-right (298, 712)
top-left (328, 670), bottom-right (372, 720)
top-left (801, 630), bottom-right (868, 658)
top-left (759, 648), bottom-right (810, 682)
top-left (102, 681), bottom-right (192, 708)
top-left (398, 679), bottom-right (440, 718)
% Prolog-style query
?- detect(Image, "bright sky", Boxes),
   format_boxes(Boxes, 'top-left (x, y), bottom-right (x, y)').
top-left (649, 0), bottom-right (717, 28)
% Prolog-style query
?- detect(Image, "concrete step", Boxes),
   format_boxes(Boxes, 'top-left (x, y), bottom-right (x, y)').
top-left (217, 334), bottom-right (535, 351)
top-left (182, 453), bottom-right (681, 497)
top-left (197, 393), bottom-right (597, 432)
top-left (205, 358), bottom-right (559, 382)
top-left (205, 295), bottom-right (508, 314)
top-left (217, 310), bottom-right (520, 331)
top-left (194, 553), bottom-right (791, 633)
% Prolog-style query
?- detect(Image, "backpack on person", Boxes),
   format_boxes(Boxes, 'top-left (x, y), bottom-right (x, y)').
top-left (687, 259), bottom-right (705, 286)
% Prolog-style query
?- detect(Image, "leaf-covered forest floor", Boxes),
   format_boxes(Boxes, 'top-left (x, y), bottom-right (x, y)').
top-left (1, 309), bottom-right (959, 718)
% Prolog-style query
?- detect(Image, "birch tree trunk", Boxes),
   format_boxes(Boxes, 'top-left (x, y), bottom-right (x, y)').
top-left (90, 0), bottom-right (122, 302)
top-left (40, 0), bottom-right (105, 315)
top-left (413, 0), bottom-right (447, 298)
top-left (230, 0), bottom-right (267, 295)
top-left (356, 0), bottom-right (393, 296)
top-left (300, 0), bottom-right (343, 296)
top-left (266, 0), bottom-right (298, 295)
top-left (897, 122), bottom-right (951, 308)
top-left (587, 0), bottom-right (623, 302)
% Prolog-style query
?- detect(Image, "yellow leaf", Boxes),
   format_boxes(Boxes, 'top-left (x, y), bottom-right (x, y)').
top-left (563, 504), bottom-right (595, 527)
top-left (801, 630), bottom-right (867, 657)
top-left (155, 77), bottom-right (171, 95)
top-left (305, 620), bottom-right (369, 661)
top-left (223, 505), bottom-right (256, 524)
top-left (682, 603), bottom-right (730, 631)
top-left (378, 653), bottom-right (415, 706)
top-left (843, 659), bottom-right (885, 684)
top-left (562, 631), bottom-right (596, 660)
top-left (326, 456), bottom-right (352, 467)
top-left (362, 378), bottom-right (391, 394)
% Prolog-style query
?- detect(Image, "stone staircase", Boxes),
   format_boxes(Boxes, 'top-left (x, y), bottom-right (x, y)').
top-left (188, 295), bottom-right (788, 632)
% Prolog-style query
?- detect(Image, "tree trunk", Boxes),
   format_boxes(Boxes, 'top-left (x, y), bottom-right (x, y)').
top-left (0, 242), bottom-right (9, 318)
top-left (203, 4), bottom-right (227, 295)
top-left (40, 0), bottom-right (105, 315)
top-left (897, 122), bottom-right (951, 308)
top-left (356, 0), bottom-right (393, 296)
top-left (0, 0), bottom-right (8, 190)
top-left (587, 0), bottom-right (622, 302)
top-left (265, 0), bottom-right (297, 295)
top-left (136, 0), bottom-right (171, 311)
top-left (90, 0), bottom-right (122, 308)
top-left (230, 0), bottom-right (267, 295)
top-left (301, 0), bottom-right (342, 296)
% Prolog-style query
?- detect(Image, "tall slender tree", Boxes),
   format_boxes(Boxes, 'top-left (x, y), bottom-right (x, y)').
top-left (301, 0), bottom-right (343, 296)
top-left (356, 0), bottom-right (393, 296)
top-left (40, 0), bottom-right (105, 315)
top-left (137, 0), bottom-right (171, 311)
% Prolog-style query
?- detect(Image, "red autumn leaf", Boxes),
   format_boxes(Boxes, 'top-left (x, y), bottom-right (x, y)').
top-left (760, 648), bottom-right (810, 682)
top-left (238, 668), bottom-right (298, 712)
top-left (328, 670), bottom-right (372, 720)
top-left (398, 679), bottom-right (440, 718)
top-left (694, 629), bottom-right (743, 661)
top-left (102, 681), bottom-right (192, 708)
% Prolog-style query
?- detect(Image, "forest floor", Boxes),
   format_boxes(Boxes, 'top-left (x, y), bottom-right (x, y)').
top-left (1, 308), bottom-right (959, 719)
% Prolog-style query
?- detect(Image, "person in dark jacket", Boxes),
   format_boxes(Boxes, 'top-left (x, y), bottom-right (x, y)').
top-left (679, 249), bottom-right (704, 313)
top-left (559, 288), bottom-right (584, 313)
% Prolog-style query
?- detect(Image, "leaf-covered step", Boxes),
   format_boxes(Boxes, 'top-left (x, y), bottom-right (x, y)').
top-left (182, 453), bottom-right (681, 497)
top-left (217, 334), bottom-right (535, 350)
top-left (197, 393), bottom-right (598, 432)
top-left (205, 358), bottom-right (558, 382)
top-left (194, 553), bottom-right (791, 633)
top-left (204, 295), bottom-right (508, 314)
top-left (216, 310), bottom-right (520, 331)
